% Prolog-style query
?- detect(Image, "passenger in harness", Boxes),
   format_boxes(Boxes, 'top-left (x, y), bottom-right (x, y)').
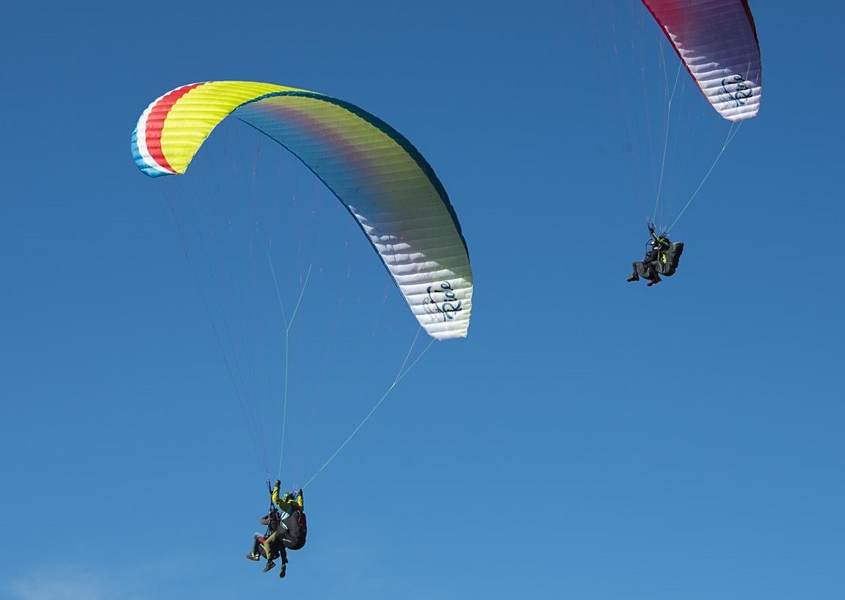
top-left (245, 480), bottom-right (306, 579)
top-left (246, 507), bottom-right (281, 562)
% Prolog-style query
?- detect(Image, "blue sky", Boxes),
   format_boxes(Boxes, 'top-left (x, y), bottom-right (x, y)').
top-left (2, 1), bottom-right (843, 598)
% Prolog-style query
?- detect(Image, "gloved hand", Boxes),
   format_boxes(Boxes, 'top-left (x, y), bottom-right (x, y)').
top-left (648, 223), bottom-right (655, 233)
top-left (275, 479), bottom-right (281, 489)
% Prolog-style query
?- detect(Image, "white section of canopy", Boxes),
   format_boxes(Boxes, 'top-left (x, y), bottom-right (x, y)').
top-left (643, 0), bottom-right (762, 121)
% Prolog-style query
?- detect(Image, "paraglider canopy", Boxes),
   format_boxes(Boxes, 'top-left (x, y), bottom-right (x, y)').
top-left (641, 0), bottom-right (762, 121)
top-left (132, 81), bottom-right (473, 340)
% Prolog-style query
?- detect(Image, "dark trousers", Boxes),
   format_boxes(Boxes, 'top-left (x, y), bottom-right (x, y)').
top-left (633, 260), bottom-right (659, 280)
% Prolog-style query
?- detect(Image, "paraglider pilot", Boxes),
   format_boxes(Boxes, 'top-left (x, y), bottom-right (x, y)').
top-left (627, 224), bottom-right (672, 287)
top-left (246, 480), bottom-right (306, 579)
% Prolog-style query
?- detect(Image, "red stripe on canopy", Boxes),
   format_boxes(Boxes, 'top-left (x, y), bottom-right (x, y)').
top-left (144, 83), bottom-right (204, 173)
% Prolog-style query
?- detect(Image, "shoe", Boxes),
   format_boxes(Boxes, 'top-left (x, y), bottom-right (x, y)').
top-left (263, 560), bottom-right (276, 573)
top-left (647, 276), bottom-right (661, 287)
top-left (626, 274), bottom-right (639, 282)
top-left (279, 563), bottom-right (286, 578)
top-left (245, 553), bottom-right (260, 561)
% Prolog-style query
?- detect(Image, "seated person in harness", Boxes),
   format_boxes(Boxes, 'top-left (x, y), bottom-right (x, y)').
top-left (245, 480), bottom-right (306, 579)
top-left (246, 507), bottom-right (281, 561)
top-left (627, 224), bottom-right (683, 287)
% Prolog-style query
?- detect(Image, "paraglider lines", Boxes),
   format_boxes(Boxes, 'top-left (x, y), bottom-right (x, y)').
top-left (160, 184), bottom-right (272, 474)
top-left (666, 119), bottom-right (743, 233)
top-left (652, 60), bottom-right (683, 226)
top-left (266, 250), bottom-right (312, 481)
top-left (300, 328), bottom-right (435, 490)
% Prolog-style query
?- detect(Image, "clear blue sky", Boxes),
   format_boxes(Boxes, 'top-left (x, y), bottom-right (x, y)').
top-left (2, 1), bottom-right (843, 598)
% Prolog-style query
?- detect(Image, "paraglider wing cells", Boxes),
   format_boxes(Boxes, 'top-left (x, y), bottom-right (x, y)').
top-left (131, 81), bottom-right (473, 340)
top-left (641, 0), bottom-right (762, 121)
